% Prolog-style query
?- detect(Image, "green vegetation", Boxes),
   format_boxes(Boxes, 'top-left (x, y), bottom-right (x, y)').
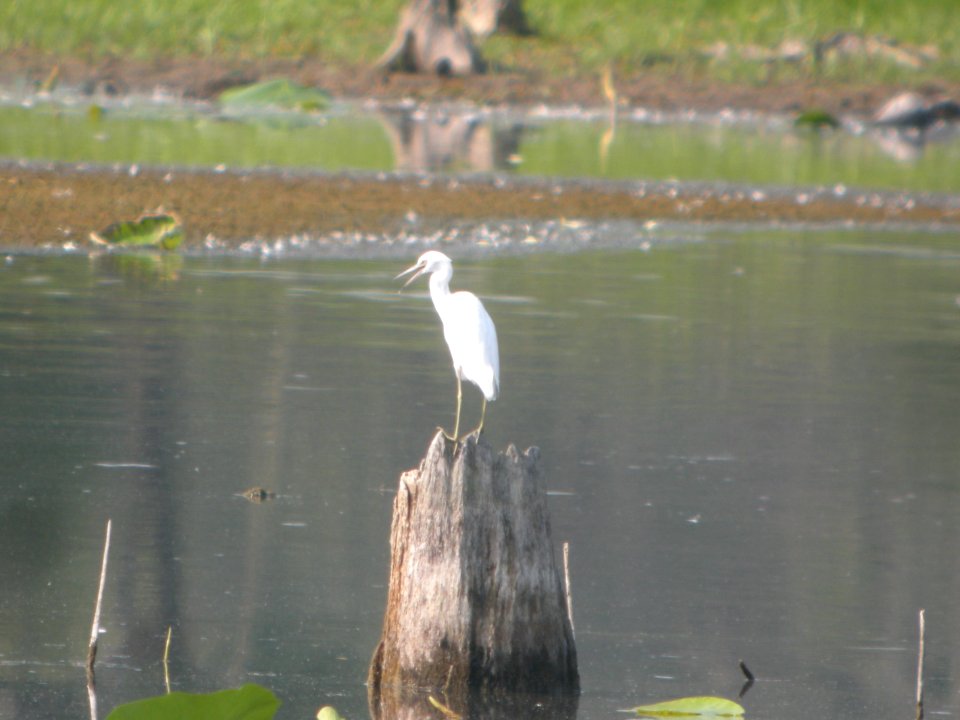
top-left (1, 0), bottom-right (958, 84)
top-left (90, 211), bottom-right (184, 249)
top-left (105, 684), bottom-right (280, 720)
top-left (794, 108), bottom-right (841, 128)
top-left (624, 696), bottom-right (745, 717)
top-left (218, 79), bottom-right (331, 111)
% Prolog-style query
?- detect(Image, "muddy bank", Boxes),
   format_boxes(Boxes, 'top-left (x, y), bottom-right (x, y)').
top-left (3, 50), bottom-right (959, 118)
top-left (3, 163), bottom-right (957, 251)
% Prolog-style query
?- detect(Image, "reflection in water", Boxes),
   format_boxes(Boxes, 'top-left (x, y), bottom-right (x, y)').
top-left (377, 108), bottom-right (522, 173)
top-left (2, 231), bottom-right (960, 720)
top-left (2, 101), bottom-right (959, 191)
top-left (866, 122), bottom-right (960, 162)
top-left (94, 252), bottom-right (184, 284)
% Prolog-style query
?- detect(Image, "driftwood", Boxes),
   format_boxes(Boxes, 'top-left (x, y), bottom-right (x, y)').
top-left (368, 431), bottom-right (578, 718)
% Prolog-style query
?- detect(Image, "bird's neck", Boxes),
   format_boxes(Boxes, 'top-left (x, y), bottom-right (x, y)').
top-left (428, 271), bottom-right (452, 316)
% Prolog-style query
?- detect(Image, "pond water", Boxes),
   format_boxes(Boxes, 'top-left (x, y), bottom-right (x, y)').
top-left (2, 229), bottom-right (960, 720)
top-left (2, 99), bottom-right (960, 192)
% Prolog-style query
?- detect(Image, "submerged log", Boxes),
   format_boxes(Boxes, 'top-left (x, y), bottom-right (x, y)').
top-left (368, 431), bottom-right (578, 718)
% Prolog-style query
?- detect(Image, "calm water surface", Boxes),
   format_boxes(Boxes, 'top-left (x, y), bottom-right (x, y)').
top-left (1, 230), bottom-right (960, 720)
top-left (2, 100), bottom-right (960, 192)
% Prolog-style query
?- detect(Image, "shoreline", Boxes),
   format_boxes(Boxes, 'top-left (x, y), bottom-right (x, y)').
top-left (3, 50), bottom-right (959, 119)
top-left (3, 163), bottom-right (958, 252)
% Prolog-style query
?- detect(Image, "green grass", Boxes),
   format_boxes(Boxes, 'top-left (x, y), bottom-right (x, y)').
top-left (1, 0), bottom-right (958, 83)
top-left (0, 0), bottom-right (403, 62)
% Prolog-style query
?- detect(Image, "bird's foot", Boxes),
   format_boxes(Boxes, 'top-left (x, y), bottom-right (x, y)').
top-left (437, 426), bottom-right (458, 443)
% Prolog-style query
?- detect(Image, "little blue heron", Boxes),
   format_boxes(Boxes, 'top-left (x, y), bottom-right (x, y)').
top-left (396, 251), bottom-right (500, 441)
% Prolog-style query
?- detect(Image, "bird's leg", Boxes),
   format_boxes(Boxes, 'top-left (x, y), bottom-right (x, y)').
top-left (439, 374), bottom-right (463, 442)
top-left (471, 396), bottom-right (488, 436)
top-left (451, 373), bottom-right (463, 441)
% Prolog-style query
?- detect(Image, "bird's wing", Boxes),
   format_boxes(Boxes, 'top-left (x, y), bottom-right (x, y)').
top-left (443, 291), bottom-right (500, 401)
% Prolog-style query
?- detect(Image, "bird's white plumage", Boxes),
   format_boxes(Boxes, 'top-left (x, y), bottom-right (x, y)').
top-left (396, 250), bottom-right (500, 438)
top-left (432, 276), bottom-right (499, 402)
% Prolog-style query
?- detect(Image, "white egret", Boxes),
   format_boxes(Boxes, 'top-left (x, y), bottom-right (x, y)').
top-left (396, 251), bottom-right (500, 441)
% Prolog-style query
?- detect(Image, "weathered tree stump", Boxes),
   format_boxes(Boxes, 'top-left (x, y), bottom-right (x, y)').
top-left (376, 0), bottom-right (484, 76)
top-left (368, 431), bottom-right (579, 718)
top-left (459, 0), bottom-right (533, 39)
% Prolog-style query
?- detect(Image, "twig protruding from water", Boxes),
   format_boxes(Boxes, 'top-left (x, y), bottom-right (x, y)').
top-left (86, 519), bottom-right (112, 720)
top-left (738, 659), bottom-right (755, 698)
top-left (163, 626), bottom-right (173, 694)
top-left (916, 609), bottom-right (925, 720)
top-left (562, 541), bottom-right (574, 638)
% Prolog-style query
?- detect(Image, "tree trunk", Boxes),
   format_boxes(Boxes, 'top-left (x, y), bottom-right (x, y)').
top-left (368, 431), bottom-right (579, 718)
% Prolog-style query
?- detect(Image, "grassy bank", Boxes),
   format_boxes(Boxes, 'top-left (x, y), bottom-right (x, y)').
top-left (1, 0), bottom-right (958, 85)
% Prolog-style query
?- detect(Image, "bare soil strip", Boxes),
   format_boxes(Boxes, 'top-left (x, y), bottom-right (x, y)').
top-left (2, 164), bottom-right (957, 250)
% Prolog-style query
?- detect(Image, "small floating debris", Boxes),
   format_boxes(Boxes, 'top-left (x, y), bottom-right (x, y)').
top-left (428, 696), bottom-right (462, 719)
top-left (89, 211), bottom-right (183, 250)
top-left (239, 487), bottom-right (276, 503)
top-left (316, 706), bottom-right (346, 720)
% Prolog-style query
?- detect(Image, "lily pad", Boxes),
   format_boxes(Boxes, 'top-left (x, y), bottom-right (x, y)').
top-left (106, 684), bottom-right (280, 720)
top-left (219, 79), bottom-right (331, 112)
top-left (623, 696), bottom-right (745, 717)
top-left (90, 212), bottom-right (183, 250)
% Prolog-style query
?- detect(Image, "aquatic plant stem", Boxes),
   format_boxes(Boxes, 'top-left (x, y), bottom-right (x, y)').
top-left (163, 626), bottom-right (173, 693)
top-left (916, 609), bottom-right (925, 720)
top-left (563, 541), bottom-right (574, 638)
top-left (86, 519), bottom-right (112, 720)
top-left (738, 659), bottom-right (755, 698)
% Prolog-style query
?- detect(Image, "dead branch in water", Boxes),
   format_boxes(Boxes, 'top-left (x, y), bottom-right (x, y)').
top-left (738, 659), bottom-right (755, 698)
top-left (563, 541), bottom-right (575, 638)
top-left (163, 626), bottom-right (173, 694)
top-left (916, 609), bottom-right (925, 720)
top-left (86, 519), bottom-right (112, 720)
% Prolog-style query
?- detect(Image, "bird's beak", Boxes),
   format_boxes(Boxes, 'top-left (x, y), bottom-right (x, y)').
top-left (395, 261), bottom-right (425, 291)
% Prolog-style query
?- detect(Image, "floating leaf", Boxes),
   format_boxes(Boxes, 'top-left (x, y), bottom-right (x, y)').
top-left (90, 212), bottom-right (183, 250)
top-left (623, 696), bottom-right (745, 717)
top-left (794, 109), bottom-right (839, 129)
top-left (219, 79), bottom-right (331, 112)
top-left (105, 684), bottom-right (280, 720)
top-left (316, 706), bottom-right (345, 720)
